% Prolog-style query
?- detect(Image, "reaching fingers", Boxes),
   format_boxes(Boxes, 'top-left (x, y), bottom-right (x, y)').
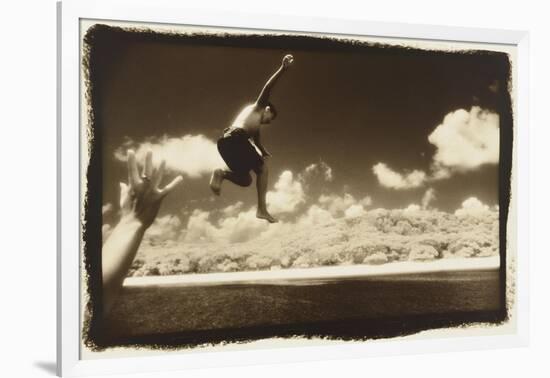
top-left (127, 150), bottom-right (141, 187)
top-left (153, 160), bottom-right (166, 189)
top-left (160, 175), bottom-right (183, 197)
top-left (143, 150), bottom-right (153, 178)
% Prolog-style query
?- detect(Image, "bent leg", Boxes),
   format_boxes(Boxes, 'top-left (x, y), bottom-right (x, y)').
top-left (210, 168), bottom-right (252, 195)
top-left (224, 170), bottom-right (253, 187)
top-left (254, 162), bottom-right (278, 223)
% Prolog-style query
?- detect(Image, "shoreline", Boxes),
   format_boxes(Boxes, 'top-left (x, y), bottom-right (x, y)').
top-left (124, 255), bottom-right (500, 287)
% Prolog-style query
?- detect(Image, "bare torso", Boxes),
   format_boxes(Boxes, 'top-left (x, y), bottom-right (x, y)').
top-left (231, 103), bottom-right (262, 137)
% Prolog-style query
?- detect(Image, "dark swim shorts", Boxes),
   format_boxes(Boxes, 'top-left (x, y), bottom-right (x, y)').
top-left (217, 127), bottom-right (264, 174)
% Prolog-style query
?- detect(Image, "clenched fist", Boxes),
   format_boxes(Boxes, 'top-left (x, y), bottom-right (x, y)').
top-left (282, 54), bottom-right (294, 68)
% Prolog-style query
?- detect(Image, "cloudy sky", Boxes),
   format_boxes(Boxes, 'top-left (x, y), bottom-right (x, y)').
top-left (88, 24), bottom-right (510, 243)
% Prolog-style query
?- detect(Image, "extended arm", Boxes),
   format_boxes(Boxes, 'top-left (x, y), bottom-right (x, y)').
top-left (102, 150), bottom-right (182, 316)
top-left (256, 54), bottom-right (294, 106)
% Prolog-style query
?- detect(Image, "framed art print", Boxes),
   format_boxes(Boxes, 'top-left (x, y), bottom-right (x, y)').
top-left (58, 0), bottom-right (529, 376)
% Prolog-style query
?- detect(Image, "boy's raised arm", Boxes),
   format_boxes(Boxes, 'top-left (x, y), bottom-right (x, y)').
top-left (256, 54), bottom-right (294, 106)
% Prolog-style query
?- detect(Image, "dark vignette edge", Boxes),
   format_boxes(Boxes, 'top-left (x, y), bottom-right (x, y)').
top-left (80, 23), bottom-right (513, 352)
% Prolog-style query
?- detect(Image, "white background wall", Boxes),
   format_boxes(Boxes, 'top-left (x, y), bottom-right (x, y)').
top-left (1, 0), bottom-right (547, 377)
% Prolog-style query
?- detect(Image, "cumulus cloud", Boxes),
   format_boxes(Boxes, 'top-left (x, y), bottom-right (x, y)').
top-left (454, 197), bottom-right (491, 217)
top-left (428, 107), bottom-right (499, 172)
top-left (182, 190), bottom-right (374, 244)
top-left (180, 168), bottom-right (346, 244)
top-left (296, 204), bottom-right (335, 227)
top-left (344, 204), bottom-right (367, 219)
top-left (104, 204), bottom-right (181, 245)
top-left (372, 107), bottom-right (499, 190)
top-left (183, 209), bottom-right (219, 243)
top-left (114, 134), bottom-right (225, 178)
top-left (258, 205), bottom-right (338, 240)
top-left (221, 201), bottom-right (244, 217)
top-left (217, 208), bottom-right (271, 243)
top-left (266, 170), bottom-right (306, 214)
top-left (318, 193), bottom-right (372, 217)
top-left (421, 188), bottom-right (436, 210)
top-left (431, 167), bottom-right (452, 180)
top-left (144, 214), bottom-right (182, 244)
top-left (403, 204), bottom-right (421, 213)
top-left (183, 207), bottom-right (270, 243)
top-left (300, 161), bottom-right (334, 182)
top-left (372, 163), bottom-right (427, 190)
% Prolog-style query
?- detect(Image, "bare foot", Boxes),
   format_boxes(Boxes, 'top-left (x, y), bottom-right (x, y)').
top-left (257, 210), bottom-right (278, 223)
top-left (209, 169), bottom-right (223, 196)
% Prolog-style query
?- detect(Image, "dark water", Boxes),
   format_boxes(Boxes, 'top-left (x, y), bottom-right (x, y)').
top-left (102, 269), bottom-right (502, 346)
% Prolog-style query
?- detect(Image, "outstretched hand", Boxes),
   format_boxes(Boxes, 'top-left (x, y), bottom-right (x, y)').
top-left (282, 54), bottom-right (294, 69)
top-left (101, 149), bottom-right (182, 316)
top-left (120, 149), bottom-right (183, 229)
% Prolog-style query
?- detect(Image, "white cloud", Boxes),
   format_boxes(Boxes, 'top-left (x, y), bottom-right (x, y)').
top-left (421, 188), bottom-right (436, 210)
top-left (183, 199), bottom-right (340, 245)
top-left (181, 169), bottom-right (308, 244)
top-left (454, 197), bottom-right (491, 217)
top-left (361, 196), bottom-right (373, 207)
top-left (372, 107), bottom-right (498, 190)
top-left (258, 204), bottom-right (339, 240)
top-left (115, 134), bottom-right (225, 178)
top-left (144, 214), bottom-right (182, 243)
top-left (403, 204), bottom-right (421, 213)
top-left (431, 167), bottom-right (451, 180)
top-left (183, 209), bottom-right (219, 243)
top-left (318, 193), bottom-right (371, 217)
top-left (295, 204), bottom-right (335, 227)
top-left (266, 170), bottom-right (306, 214)
top-left (428, 107), bottom-right (499, 172)
top-left (301, 161), bottom-right (334, 182)
top-left (182, 192), bottom-right (373, 244)
top-left (184, 207), bottom-right (270, 243)
top-left (221, 201), bottom-right (244, 216)
top-left (344, 204), bottom-right (366, 219)
top-left (217, 208), bottom-right (270, 243)
top-left (372, 162), bottom-right (427, 190)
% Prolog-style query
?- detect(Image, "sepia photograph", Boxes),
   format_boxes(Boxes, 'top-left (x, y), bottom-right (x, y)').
top-left (79, 19), bottom-right (515, 357)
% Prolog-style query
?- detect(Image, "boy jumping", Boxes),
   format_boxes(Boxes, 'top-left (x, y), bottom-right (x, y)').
top-left (209, 54), bottom-right (294, 223)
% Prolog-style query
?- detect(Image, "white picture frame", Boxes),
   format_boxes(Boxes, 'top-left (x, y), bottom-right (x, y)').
top-left (57, 0), bottom-right (530, 376)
